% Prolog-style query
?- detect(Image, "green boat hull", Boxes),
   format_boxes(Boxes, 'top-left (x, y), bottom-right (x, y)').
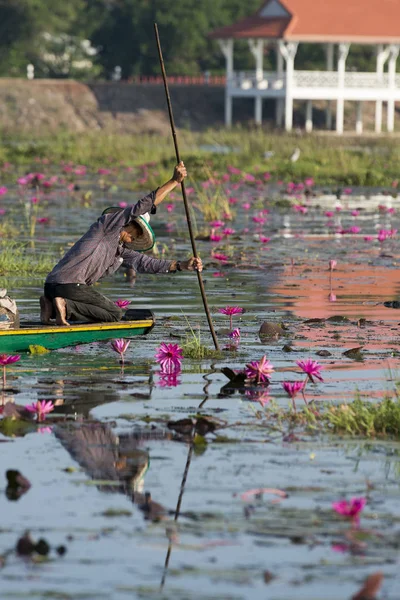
top-left (0, 319), bottom-right (154, 353)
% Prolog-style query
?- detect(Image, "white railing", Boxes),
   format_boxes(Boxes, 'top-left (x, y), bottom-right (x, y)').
top-left (294, 70), bottom-right (338, 87)
top-left (294, 71), bottom-right (392, 88)
top-left (229, 70), bottom-right (398, 90)
top-left (229, 71), bottom-right (284, 91)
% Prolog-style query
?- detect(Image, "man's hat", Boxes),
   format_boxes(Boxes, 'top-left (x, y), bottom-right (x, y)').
top-left (102, 207), bottom-right (156, 252)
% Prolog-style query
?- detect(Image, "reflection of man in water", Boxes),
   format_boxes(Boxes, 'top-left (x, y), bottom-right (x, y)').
top-left (55, 423), bottom-right (166, 520)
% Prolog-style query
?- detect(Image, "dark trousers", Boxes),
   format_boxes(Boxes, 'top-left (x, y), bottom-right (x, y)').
top-left (44, 283), bottom-right (123, 323)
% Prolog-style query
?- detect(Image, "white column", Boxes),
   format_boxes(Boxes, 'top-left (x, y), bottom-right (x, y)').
top-left (255, 97), bottom-right (262, 125)
top-left (355, 101), bottom-right (363, 134)
top-left (387, 44), bottom-right (399, 133)
top-left (249, 39), bottom-right (264, 124)
top-left (375, 45), bottom-right (390, 133)
top-left (305, 100), bottom-right (313, 132)
top-left (336, 43), bottom-right (350, 134)
top-left (325, 44), bottom-right (334, 129)
top-left (219, 39), bottom-right (234, 127)
top-left (276, 42), bottom-right (284, 126)
top-left (279, 41), bottom-right (298, 132)
top-left (219, 39), bottom-right (233, 78)
top-left (248, 39), bottom-right (264, 83)
top-left (225, 94), bottom-right (232, 127)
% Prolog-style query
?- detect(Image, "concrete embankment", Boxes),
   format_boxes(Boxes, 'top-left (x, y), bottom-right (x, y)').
top-left (0, 79), bottom-right (231, 135)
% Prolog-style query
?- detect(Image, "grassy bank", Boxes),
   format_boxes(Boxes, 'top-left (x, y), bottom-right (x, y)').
top-left (0, 128), bottom-right (400, 187)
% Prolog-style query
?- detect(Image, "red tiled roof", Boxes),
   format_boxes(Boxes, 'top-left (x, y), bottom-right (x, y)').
top-left (209, 0), bottom-right (400, 43)
top-left (209, 16), bottom-right (290, 40)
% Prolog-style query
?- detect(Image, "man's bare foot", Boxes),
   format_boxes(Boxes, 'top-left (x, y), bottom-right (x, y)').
top-left (54, 297), bottom-right (69, 326)
top-left (40, 295), bottom-right (53, 324)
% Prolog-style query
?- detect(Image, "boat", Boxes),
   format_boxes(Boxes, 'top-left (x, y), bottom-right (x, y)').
top-left (0, 309), bottom-right (155, 353)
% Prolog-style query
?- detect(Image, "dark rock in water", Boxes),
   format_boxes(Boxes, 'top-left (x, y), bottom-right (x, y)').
top-left (343, 347), bottom-right (364, 361)
top-left (384, 301), bottom-right (400, 309)
top-left (6, 469), bottom-right (31, 501)
top-left (167, 418), bottom-right (194, 435)
top-left (282, 344), bottom-right (294, 352)
top-left (16, 532), bottom-right (36, 555)
top-left (304, 318), bottom-right (326, 325)
top-left (35, 539), bottom-right (50, 556)
top-left (326, 315), bottom-right (350, 323)
top-left (259, 321), bottom-right (284, 341)
top-left (0, 289), bottom-right (19, 330)
top-left (316, 350), bottom-right (332, 357)
top-left (195, 417), bottom-right (218, 436)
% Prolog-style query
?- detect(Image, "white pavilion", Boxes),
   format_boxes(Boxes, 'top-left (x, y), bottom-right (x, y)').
top-left (209, 0), bottom-right (400, 133)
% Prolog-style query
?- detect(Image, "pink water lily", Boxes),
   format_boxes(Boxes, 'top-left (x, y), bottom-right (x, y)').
top-left (245, 356), bottom-right (274, 384)
top-left (252, 214), bottom-right (267, 224)
top-left (229, 327), bottom-right (241, 339)
top-left (282, 381), bottom-right (304, 398)
top-left (296, 359), bottom-right (324, 383)
top-left (212, 253), bottom-right (229, 263)
top-left (25, 400), bottom-right (54, 422)
top-left (329, 260), bottom-right (337, 271)
top-left (114, 299), bottom-right (131, 309)
top-left (218, 305), bottom-right (243, 329)
top-left (0, 354), bottom-right (20, 390)
top-left (332, 497), bottom-right (366, 523)
top-left (0, 186), bottom-right (7, 195)
top-left (155, 342), bottom-right (183, 374)
top-left (210, 230), bottom-right (223, 242)
top-left (111, 338), bottom-right (131, 364)
top-left (209, 220), bottom-right (225, 228)
top-left (259, 235), bottom-right (270, 244)
top-left (222, 227), bottom-right (235, 236)
top-left (282, 381), bottom-right (305, 409)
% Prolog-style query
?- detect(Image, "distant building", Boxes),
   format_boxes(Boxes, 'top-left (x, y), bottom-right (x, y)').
top-left (209, 0), bottom-right (400, 134)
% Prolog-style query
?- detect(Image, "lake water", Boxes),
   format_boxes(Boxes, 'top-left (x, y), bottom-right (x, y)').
top-left (1, 175), bottom-right (400, 599)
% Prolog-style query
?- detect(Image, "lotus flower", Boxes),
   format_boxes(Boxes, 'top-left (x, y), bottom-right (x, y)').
top-left (111, 338), bottom-right (131, 364)
top-left (213, 253), bottom-right (229, 263)
top-left (229, 327), bottom-right (241, 339)
top-left (0, 354), bottom-right (20, 390)
top-left (218, 305), bottom-right (243, 329)
top-left (25, 400), bottom-right (54, 422)
top-left (155, 342), bottom-right (183, 374)
top-left (114, 299), bottom-right (131, 309)
top-left (282, 381), bottom-right (305, 409)
top-left (332, 497), bottom-right (366, 524)
top-left (296, 359), bottom-right (324, 383)
top-left (245, 356), bottom-right (274, 384)
top-left (282, 381), bottom-right (304, 399)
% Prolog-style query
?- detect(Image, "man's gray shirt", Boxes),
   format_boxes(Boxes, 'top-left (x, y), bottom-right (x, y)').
top-left (46, 191), bottom-right (173, 285)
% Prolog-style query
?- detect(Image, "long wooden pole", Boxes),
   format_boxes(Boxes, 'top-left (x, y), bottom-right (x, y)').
top-left (154, 23), bottom-right (220, 351)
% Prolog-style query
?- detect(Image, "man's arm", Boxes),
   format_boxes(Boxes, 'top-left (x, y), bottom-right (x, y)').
top-left (154, 161), bottom-right (187, 206)
top-left (121, 250), bottom-right (202, 274)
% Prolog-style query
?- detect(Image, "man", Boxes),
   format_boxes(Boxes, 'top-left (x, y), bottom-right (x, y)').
top-left (40, 161), bottom-right (202, 326)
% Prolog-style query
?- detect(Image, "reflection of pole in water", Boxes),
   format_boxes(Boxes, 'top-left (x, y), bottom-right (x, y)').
top-left (160, 440), bottom-right (194, 590)
top-left (198, 364), bottom-right (216, 409)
